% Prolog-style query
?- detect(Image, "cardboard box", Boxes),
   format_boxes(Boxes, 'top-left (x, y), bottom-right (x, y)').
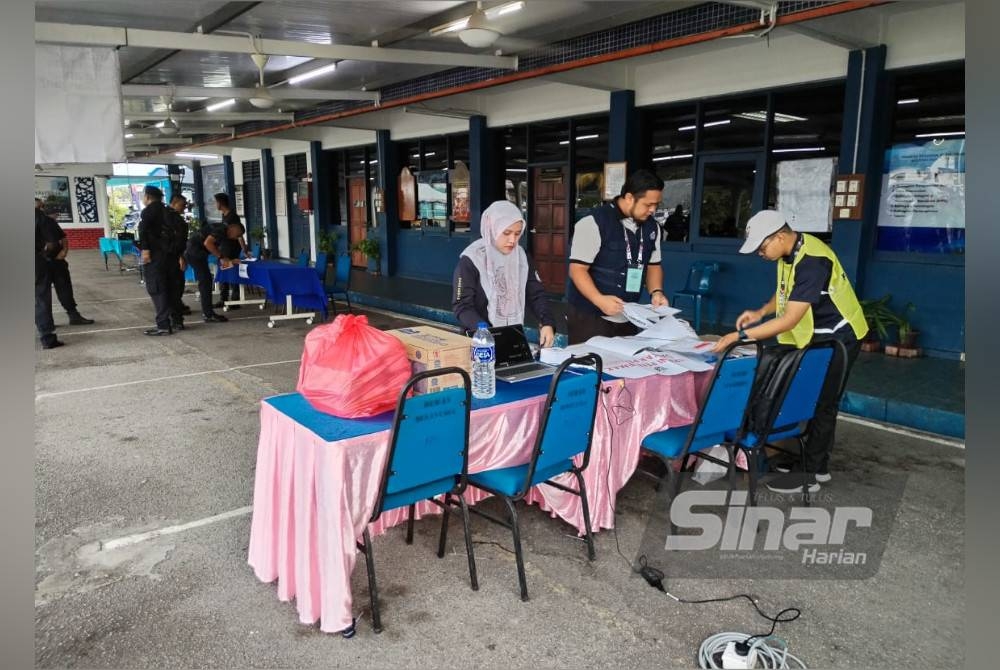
top-left (386, 326), bottom-right (471, 394)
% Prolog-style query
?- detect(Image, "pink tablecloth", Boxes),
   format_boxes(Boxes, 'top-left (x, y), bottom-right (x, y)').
top-left (247, 373), bottom-right (704, 632)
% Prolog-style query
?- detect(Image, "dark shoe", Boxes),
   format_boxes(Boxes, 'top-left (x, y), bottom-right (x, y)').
top-left (41, 339), bottom-right (65, 350)
top-left (765, 471), bottom-right (819, 494)
top-left (172, 322), bottom-right (186, 331)
top-left (774, 462), bottom-right (831, 483)
top-left (68, 315), bottom-right (95, 325)
top-left (180, 305), bottom-right (192, 315)
top-left (203, 313), bottom-right (228, 323)
top-left (213, 301), bottom-right (225, 309)
top-left (144, 327), bottom-right (172, 336)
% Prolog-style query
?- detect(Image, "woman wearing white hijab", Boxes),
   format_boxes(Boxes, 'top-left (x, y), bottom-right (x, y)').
top-left (452, 200), bottom-right (556, 347)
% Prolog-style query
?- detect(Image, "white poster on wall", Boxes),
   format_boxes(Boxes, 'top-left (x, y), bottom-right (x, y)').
top-left (775, 157), bottom-right (836, 233)
top-left (35, 45), bottom-right (125, 164)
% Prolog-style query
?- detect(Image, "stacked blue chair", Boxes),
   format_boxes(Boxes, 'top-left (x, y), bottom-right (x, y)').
top-left (327, 254), bottom-right (353, 315)
top-left (671, 261), bottom-right (720, 333)
top-left (468, 354), bottom-right (603, 601)
top-left (731, 339), bottom-right (846, 504)
top-left (314, 251), bottom-right (328, 283)
top-left (357, 368), bottom-right (478, 633)
top-left (250, 242), bottom-right (261, 259)
top-left (640, 341), bottom-right (761, 517)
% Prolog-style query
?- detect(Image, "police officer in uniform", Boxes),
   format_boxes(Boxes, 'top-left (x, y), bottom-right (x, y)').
top-left (213, 192), bottom-right (248, 309)
top-left (183, 215), bottom-right (229, 323)
top-left (713, 209), bottom-right (869, 494)
top-left (35, 202), bottom-right (65, 349)
top-left (35, 199), bottom-right (94, 327)
top-left (136, 185), bottom-right (173, 335)
top-left (566, 170), bottom-right (669, 344)
top-left (165, 194), bottom-right (191, 329)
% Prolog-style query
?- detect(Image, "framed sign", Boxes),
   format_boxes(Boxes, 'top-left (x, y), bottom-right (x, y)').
top-left (603, 162), bottom-right (627, 201)
top-left (234, 185), bottom-right (245, 217)
top-left (35, 175), bottom-right (72, 222)
top-left (450, 160), bottom-right (470, 225)
top-left (833, 173), bottom-right (865, 220)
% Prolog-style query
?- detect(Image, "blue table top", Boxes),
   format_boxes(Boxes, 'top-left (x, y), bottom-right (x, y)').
top-left (266, 373), bottom-right (559, 443)
top-left (217, 261), bottom-right (327, 317)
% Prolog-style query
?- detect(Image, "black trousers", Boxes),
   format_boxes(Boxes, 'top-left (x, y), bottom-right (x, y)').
top-left (184, 252), bottom-right (217, 317)
top-left (566, 303), bottom-right (638, 345)
top-left (48, 258), bottom-right (79, 316)
top-left (803, 336), bottom-right (862, 472)
top-left (144, 259), bottom-right (172, 329)
top-left (35, 255), bottom-right (57, 345)
top-left (164, 256), bottom-right (185, 324)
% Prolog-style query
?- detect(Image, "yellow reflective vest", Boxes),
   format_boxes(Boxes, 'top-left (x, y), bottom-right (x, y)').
top-left (775, 234), bottom-right (869, 348)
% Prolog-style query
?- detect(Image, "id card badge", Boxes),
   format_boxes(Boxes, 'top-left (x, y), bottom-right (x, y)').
top-left (625, 265), bottom-right (643, 293)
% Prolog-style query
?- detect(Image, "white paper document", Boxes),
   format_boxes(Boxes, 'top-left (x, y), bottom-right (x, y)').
top-left (238, 264), bottom-right (250, 279)
top-left (638, 314), bottom-right (699, 341)
top-left (621, 302), bottom-right (682, 329)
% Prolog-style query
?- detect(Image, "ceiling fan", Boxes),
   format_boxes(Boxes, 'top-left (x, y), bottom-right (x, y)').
top-left (429, 1), bottom-right (525, 49)
top-left (159, 100), bottom-right (179, 135)
top-left (248, 52), bottom-right (275, 109)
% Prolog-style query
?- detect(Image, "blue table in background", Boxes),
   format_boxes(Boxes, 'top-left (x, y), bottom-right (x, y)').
top-left (216, 261), bottom-right (328, 328)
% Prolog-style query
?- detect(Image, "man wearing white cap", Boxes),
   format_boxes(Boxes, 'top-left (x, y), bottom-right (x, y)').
top-left (712, 209), bottom-right (868, 494)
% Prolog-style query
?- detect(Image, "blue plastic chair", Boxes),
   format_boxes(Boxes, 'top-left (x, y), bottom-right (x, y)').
top-left (358, 367), bottom-right (477, 634)
top-left (251, 242), bottom-right (261, 259)
top-left (731, 339), bottom-right (846, 504)
top-left (640, 340), bottom-right (761, 511)
top-left (672, 261), bottom-right (720, 333)
top-left (468, 354), bottom-right (603, 601)
top-left (314, 251), bottom-right (328, 283)
top-left (327, 253), bottom-right (353, 315)
top-left (297, 249), bottom-right (309, 266)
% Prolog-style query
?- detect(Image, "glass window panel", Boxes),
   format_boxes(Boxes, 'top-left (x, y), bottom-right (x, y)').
top-left (700, 95), bottom-right (768, 151)
top-left (573, 115), bottom-right (609, 218)
top-left (530, 120), bottom-right (569, 163)
top-left (699, 160), bottom-right (756, 238)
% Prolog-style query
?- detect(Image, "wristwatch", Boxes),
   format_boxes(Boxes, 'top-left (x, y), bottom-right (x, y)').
top-left (738, 327), bottom-right (748, 341)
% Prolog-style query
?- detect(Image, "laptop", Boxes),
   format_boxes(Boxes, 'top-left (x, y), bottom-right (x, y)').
top-left (490, 325), bottom-right (556, 383)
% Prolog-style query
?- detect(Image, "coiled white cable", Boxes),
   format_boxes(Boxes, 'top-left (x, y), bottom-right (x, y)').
top-left (698, 632), bottom-right (808, 669)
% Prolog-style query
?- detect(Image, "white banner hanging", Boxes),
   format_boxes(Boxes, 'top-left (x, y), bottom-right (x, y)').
top-left (35, 45), bottom-right (126, 165)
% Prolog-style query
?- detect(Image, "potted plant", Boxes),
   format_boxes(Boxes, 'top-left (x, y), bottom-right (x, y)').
top-left (859, 294), bottom-right (899, 353)
top-left (248, 227), bottom-right (270, 259)
top-left (351, 237), bottom-right (381, 275)
top-left (885, 302), bottom-right (920, 357)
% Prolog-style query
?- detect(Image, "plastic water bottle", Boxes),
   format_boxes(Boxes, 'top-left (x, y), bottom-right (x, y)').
top-left (471, 322), bottom-right (496, 400)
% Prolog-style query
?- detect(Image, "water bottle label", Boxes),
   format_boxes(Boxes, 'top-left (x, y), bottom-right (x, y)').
top-left (472, 346), bottom-right (495, 363)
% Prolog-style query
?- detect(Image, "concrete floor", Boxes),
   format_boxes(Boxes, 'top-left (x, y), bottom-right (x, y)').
top-left (35, 257), bottom-right (964, 668)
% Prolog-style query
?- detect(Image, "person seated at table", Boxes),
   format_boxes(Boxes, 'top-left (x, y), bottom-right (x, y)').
top-left (452, 199), bottom-right (556, 347)
top-left (213, 193), bottom-right (249, 309)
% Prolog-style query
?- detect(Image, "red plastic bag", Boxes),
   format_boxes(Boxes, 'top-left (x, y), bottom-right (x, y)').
top-left (296, 314), bottom-right (413, 418)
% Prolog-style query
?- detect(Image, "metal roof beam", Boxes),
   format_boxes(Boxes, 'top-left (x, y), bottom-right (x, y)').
top-left (124, 111), bottom-right (293, 122)
top-left (121, 84), bottom-right (379, 103)
top-left (36, 22), bottom-right (518, 70)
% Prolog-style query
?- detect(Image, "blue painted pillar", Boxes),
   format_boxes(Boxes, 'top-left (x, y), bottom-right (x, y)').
top-left (608, 90), bottom-right (639, 169)
top-left (191, 160), bottom-right (205, 223)
top-left (833, 45), bottom-right (887, 291)
top-left (167, 164), bottom-right (183, 201)
top-left (469, 114), bottom-right (496, 236)
top-left (223, 154), bottom-right (236, 199)
top-left (375, 129), bottom-right (398, 276)
top-left (261, 149), bottom-right (279, 253)
top-left (309, 140), bottom-right (333, 258)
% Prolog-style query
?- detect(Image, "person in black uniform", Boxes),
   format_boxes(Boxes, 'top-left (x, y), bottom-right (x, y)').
top-left (165, 194), bottom-right (191, 329)
top-left (35, 203), bottom-right (65, 349)
top-left (35, 199), bottom-right (94, 327)
top-left (183, 215), bottom-right (229, 324)
top-left (213, 193), bottom-right (248, 309)
top-left (136, 185), bottom-right (174, 336)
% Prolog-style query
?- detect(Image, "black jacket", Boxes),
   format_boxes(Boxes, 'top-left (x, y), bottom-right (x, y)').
top-left (136, 201), bottom-right (169, 260)
top-left (452, 254), bottom-right (555, 334)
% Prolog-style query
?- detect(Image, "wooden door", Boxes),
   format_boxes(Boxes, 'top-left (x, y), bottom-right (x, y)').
top-left (530, 165), bottom-right (569, 294)
top-left (348, 177), bottom-right (368, 268)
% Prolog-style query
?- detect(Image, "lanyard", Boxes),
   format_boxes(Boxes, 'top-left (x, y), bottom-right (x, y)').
top-left (622, 223), bottom-right (643, 266)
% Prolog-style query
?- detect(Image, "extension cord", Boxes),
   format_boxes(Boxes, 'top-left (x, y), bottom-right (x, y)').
top-left (722, 641), bottom-right (758, 669)
top-left (698, 632), bottom-right (807, 669)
